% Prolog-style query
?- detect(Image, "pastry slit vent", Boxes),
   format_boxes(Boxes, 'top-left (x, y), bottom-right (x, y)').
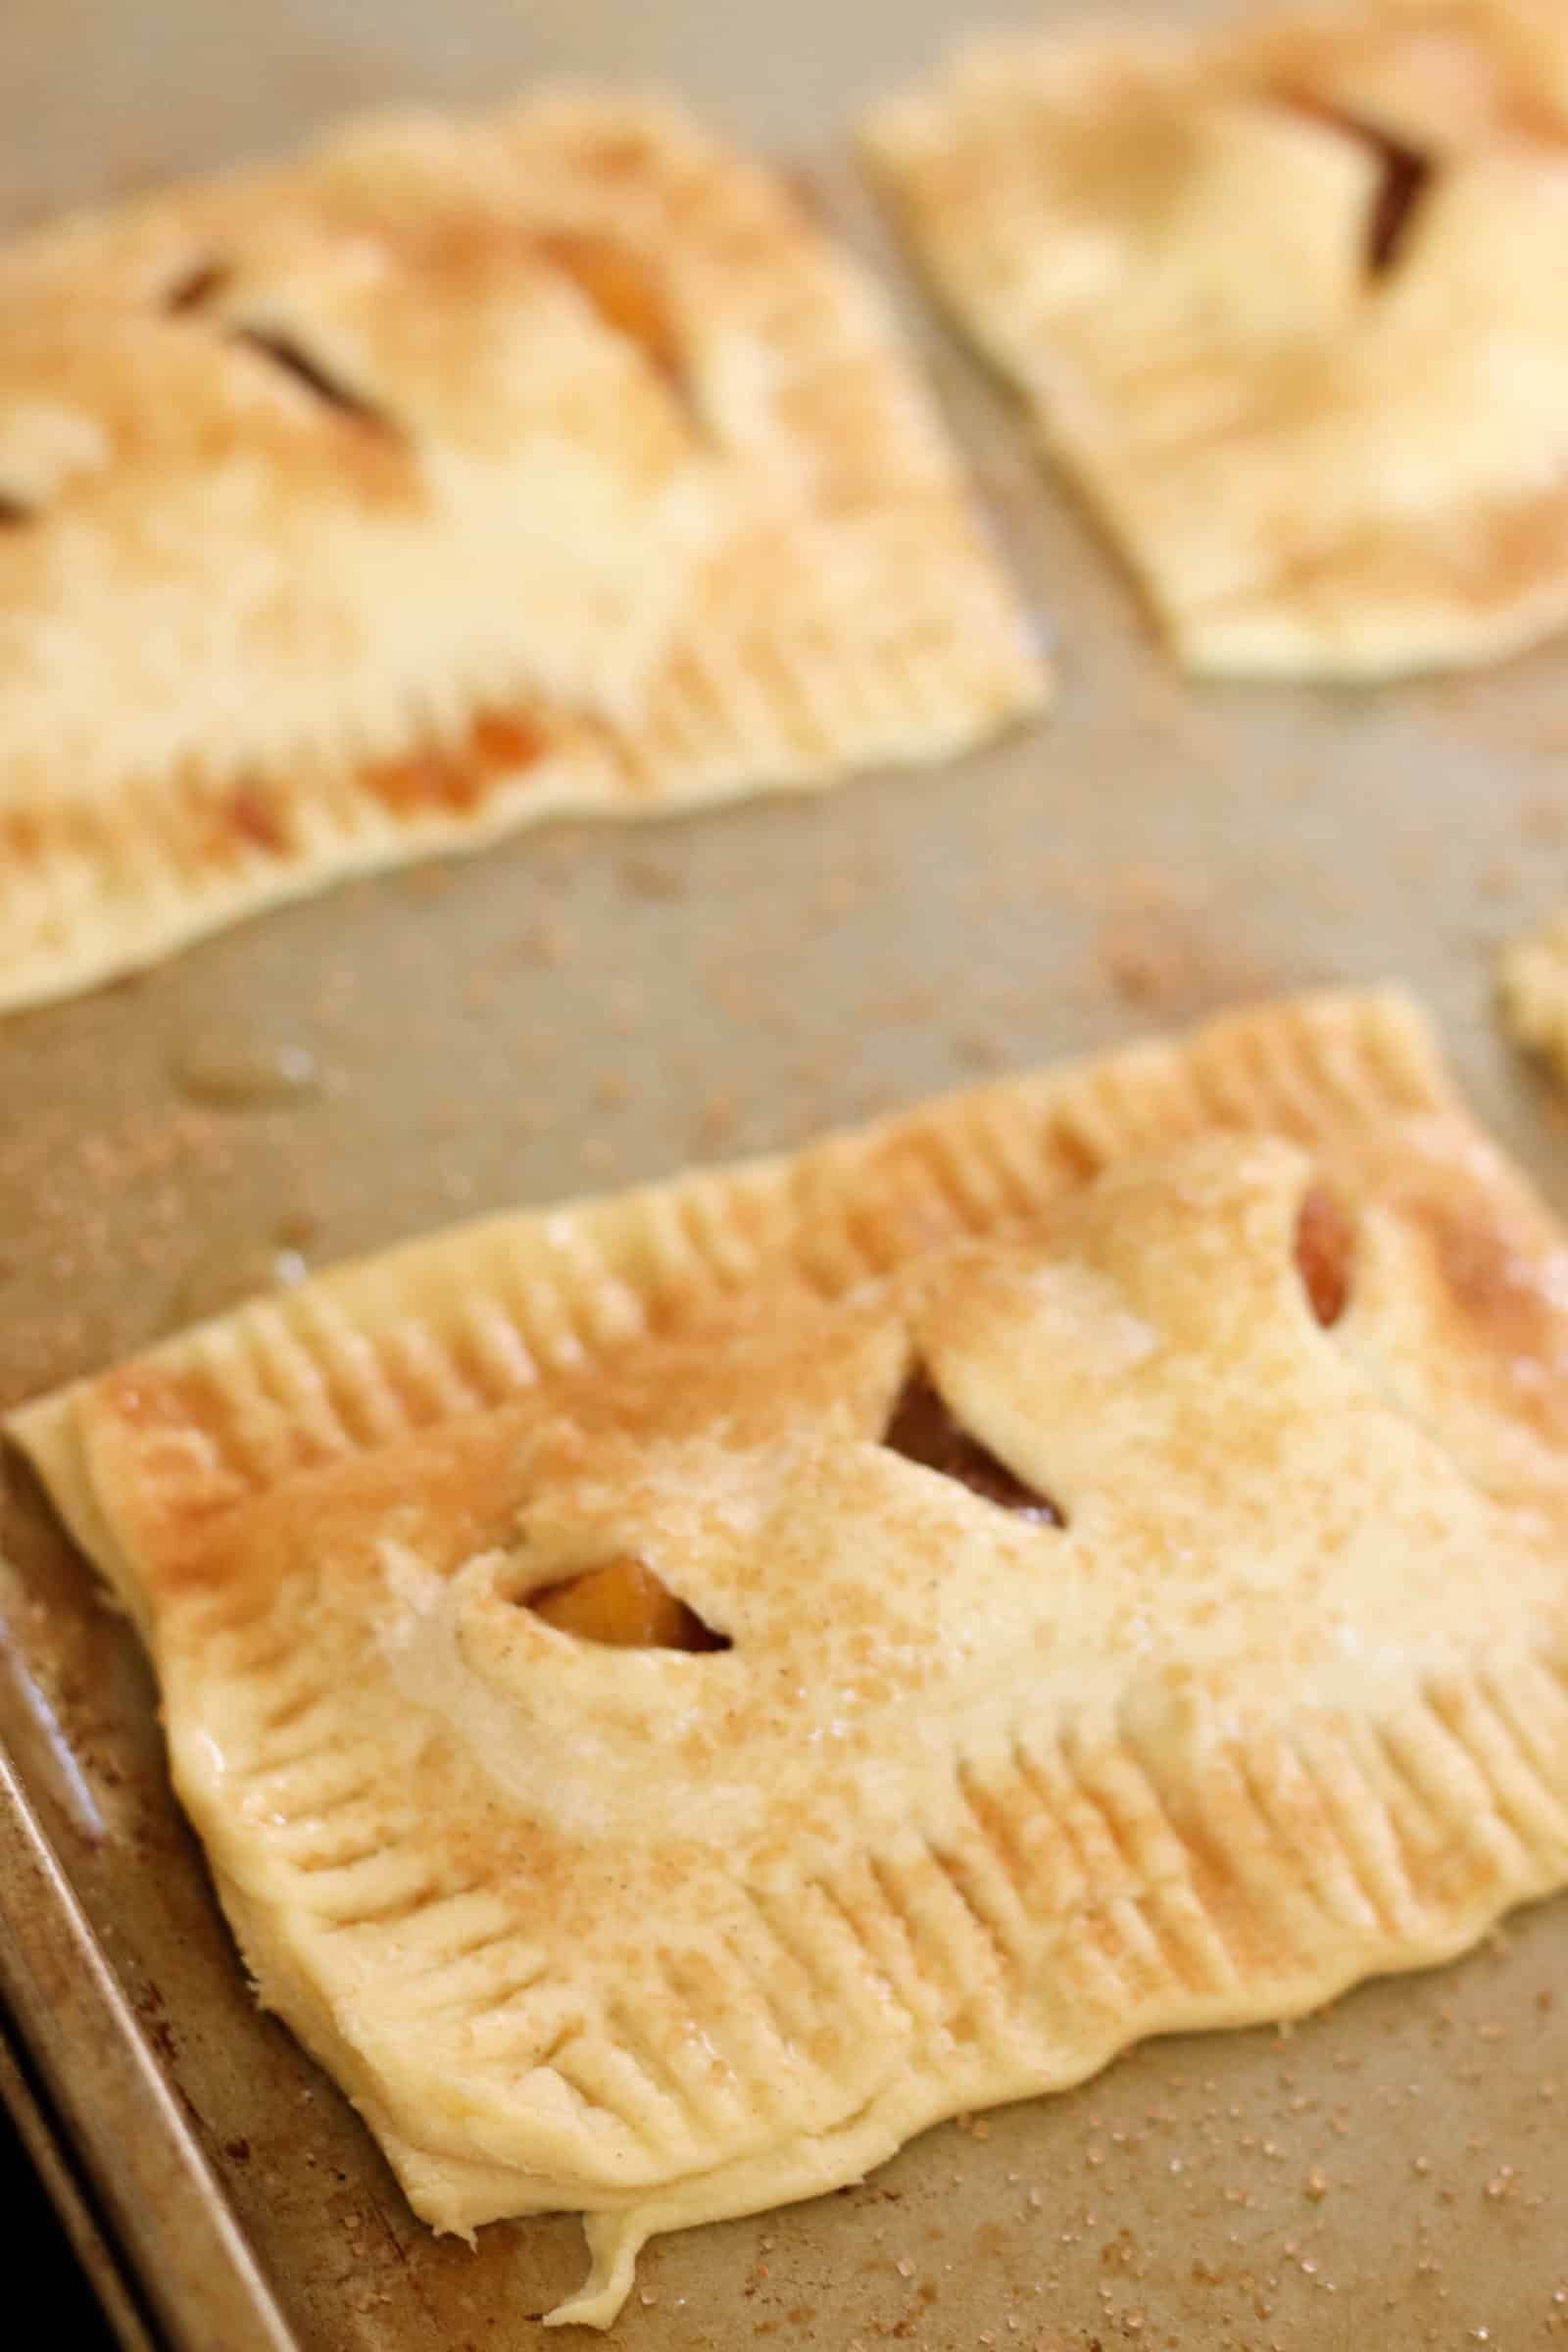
top-left (881, 1365), bottom-right (1064, 1525)
top-left (0, 492), bottom-right (34, 525)
top-left (536, 231), bottom-right (698, 419)
top-left (1294, 1182), bottom-right (1355, 1328)
top-left (526, 1555), bottom-right (731, 1653)
top-left (227, 326), bottom-right (395, 432)
top-left (1353, 122), bottom-right (1433, 275)
top-left (164, 258), bottom-right (231, 313)
top-left (1275, 100), bottom-right (1434, 276)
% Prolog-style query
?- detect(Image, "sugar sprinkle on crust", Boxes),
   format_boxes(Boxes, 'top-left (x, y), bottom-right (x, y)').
top-left (866, 0), bottom-right (1568, 678)
top-left (0, 89), bottom-right (1045, 1010)
top-left (14, 989), bottom-right (1568, 2324)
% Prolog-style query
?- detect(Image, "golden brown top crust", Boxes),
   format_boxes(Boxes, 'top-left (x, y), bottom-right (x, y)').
top-left (1237, 0), bottom-right (1568, 148)
top-left (98, 1109), bottom-right (1568, 1931)
top-left (866, 0), bottom-right (1568, 677)
top-left (0, 99), bottom-right (724, 776)
top-left (0, 90), bottom-right (1045, 1009)
top-left (15, 992), bottom-right (1568, 2326)
top-left (27, 990), bottom-right (1568, 1583)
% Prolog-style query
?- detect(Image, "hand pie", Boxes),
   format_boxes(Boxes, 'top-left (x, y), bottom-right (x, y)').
top-left (1497, 906), bottom-right (1568, 1075)
top-left (14, 990), bottom-right (1568, 2326)
top-left (0, 94), bottom-right (1044, 1013)
top-left (866, 0), bottom-right (1568, 678)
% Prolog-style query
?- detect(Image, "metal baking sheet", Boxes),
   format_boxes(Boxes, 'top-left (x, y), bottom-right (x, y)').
top-left (0, 2014), bottom-right (158, 2352)
top-left (4, 1), bottom-right (1568, 2345)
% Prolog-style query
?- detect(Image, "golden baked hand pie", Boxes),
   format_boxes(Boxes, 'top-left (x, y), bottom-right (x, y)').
top-left (0, 93), bottom-right (1044, 1013)
top-left (866, 0), bottom-right (1568, 678)
top-left (1498, 907), bottom-right (1568, 1076)
top-left (14, 990), bottom-right (1568, 2325)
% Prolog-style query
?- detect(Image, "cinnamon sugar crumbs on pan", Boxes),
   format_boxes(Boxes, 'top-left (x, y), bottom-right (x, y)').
top-left (866, 984), bottom-right (944, 1027)
top-left (691, 1091), bottom-right (741, 1155)
top-left (0, 1107), bottom-right (231, 1238)
top-left (516, 917), bottom-right (572, 967)
top-left (1097, 901), bottom-right (1274, 1020)
top-left (618, 853), bottom-right (685, 901)
top-left (1519, 790), bottom-right (1568, 845)
top-left (0, 1102), bottom-right (238, 1403)
top-left (605, 983), bottom-right (646, 1037)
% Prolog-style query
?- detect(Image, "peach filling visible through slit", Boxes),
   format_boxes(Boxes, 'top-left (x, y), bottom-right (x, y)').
top-left (359, 708), bottom-right (548, 815)
top-left (528, 1555), bottom-right (730, 1651)
top-left (882, 1368), bottom-right (1063, 1524)
top-left (205, 708), bottom-right (550, 867)
top-left (1295, 1184), bottom-right (1354, 1326)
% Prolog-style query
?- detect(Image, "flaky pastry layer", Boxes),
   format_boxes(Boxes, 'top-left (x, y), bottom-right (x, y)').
top-left (866, 0), bottom-right (1568, 678)
top-left (0, 89), bottom-right (1044, 1010)
top-left (14, 990), bottom-right (1568, 2324)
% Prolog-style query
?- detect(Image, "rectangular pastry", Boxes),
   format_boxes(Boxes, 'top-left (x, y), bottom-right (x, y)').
top-left (13, 990), bottom-right (1568, 2323)
top-left (0, 91), bottom-right (1045, 1011)
top-left (865, 0), bottom-right (1568, 678)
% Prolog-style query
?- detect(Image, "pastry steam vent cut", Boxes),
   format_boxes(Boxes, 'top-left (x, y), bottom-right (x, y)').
top-left (867, 0), bottom-right (1568, 678)
top-left (0, 88), bottom-right (1044, 1010)
top-left (13, 991), bottom-right (1568, 2323)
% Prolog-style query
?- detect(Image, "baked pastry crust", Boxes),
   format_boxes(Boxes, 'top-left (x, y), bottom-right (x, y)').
top-left (866, 0), bottom-right (1568, 678)
top-left (15, 989), bottom-right (1568, 2324)
top-left (0, 91), bottom-right (1044, 1011)
top-left (1497, 907), bottom-right (1568, 1074)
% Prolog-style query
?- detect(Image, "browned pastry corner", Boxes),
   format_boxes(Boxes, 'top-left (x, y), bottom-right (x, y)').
top-left (867, 0), bottom-right (1568, 677)
top-left (0, 90), bottom-right (1045, 1011)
